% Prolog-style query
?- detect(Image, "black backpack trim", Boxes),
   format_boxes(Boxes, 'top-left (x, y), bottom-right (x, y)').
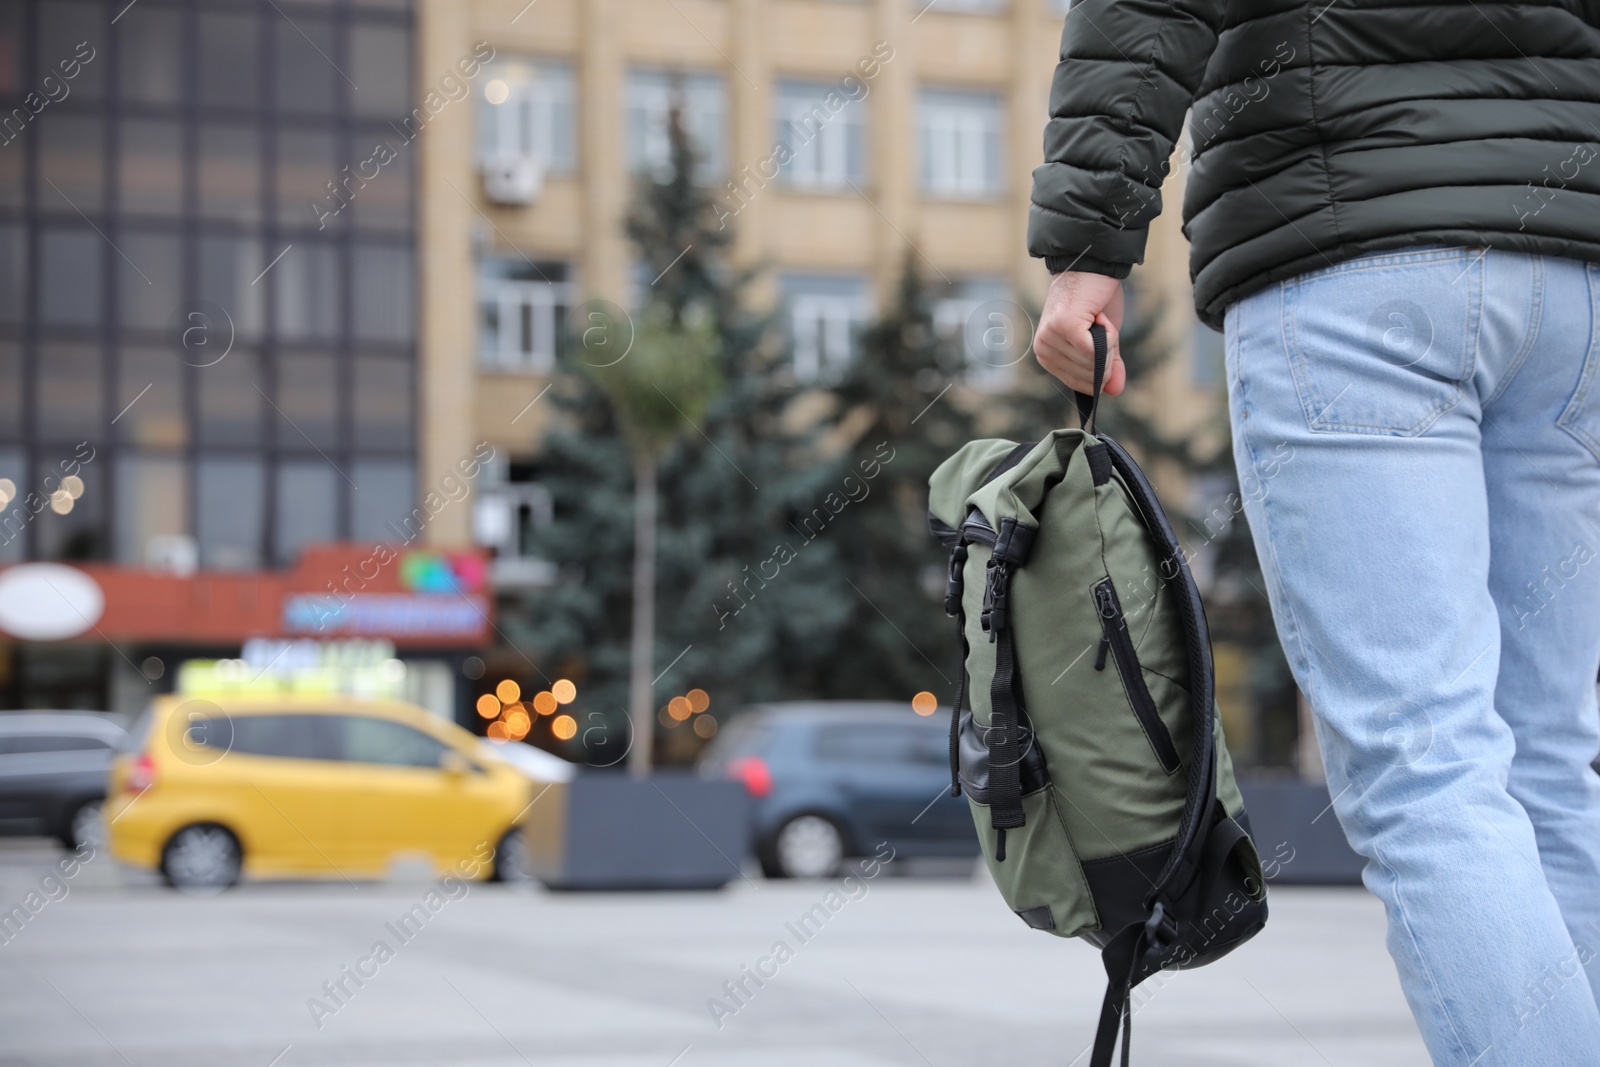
top-left (1086, 433), bottom-right (1267, 1067)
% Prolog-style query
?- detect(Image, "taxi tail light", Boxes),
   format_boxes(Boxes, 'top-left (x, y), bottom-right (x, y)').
top-left (725, 755), bottom-right (772, 798)
top-left (125, 752), bottom-right (157, 794)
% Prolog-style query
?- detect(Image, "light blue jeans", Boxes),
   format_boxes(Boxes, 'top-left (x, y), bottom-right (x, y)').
top-left (1225, 246), bottom-right (1600, 1065)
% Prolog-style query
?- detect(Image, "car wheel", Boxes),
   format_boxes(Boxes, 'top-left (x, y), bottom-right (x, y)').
top-left (767, 814), bottom-right (845, 879)
top-left (64, 800), bottom-right (104, 852)
top-left (490, 827), bottom-right (533, 884)
top-left (160, 824), bottom-right (242, 892)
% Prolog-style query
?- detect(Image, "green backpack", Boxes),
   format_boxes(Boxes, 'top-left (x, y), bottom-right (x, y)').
top-left (926, 326), bottom-right (1267, 1067)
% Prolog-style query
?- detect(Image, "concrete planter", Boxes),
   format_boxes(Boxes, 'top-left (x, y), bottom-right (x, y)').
top-left (523, 771), bottom-right (751, 891)
top-left (1238, 777), bottom-right (1366, 886)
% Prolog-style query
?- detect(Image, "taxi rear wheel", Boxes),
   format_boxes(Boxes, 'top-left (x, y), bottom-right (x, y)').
top-left (490, 827), bottom-right (533, 884)
top-left (160, 824), bottom-right (242, 892)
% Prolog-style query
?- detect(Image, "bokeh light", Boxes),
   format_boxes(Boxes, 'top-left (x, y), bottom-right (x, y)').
top-left (475, 694), bottom-right (500, 719)
top-left (687, 688), bottom-right (710, 713)
top-left (551, 714), bottom-right (577, 741)
top-left (505, 709), bottom-right (531, 740)
top-left (552, 678), bottom-right (577, 704)
top-left (484, 78), bottom-right (510, 105)
top-left (62, 474), bottom-right (84, 499)
top-left (693, 715), bottom-right (718, 739)
top-left (658, 706), bottom-right (676, 728)
top-left (486, 721), bottom-right (509, 741)
top-left (912, 691), bottom-right (938, 716)
top-left (532, 690), bottom-right (558, 716)
top-left (496, 679), bottom-right (521, 704)
top-left (48, 489), bottom-right (73, 515)
top-left (668, 696), bottom-right (692, 721)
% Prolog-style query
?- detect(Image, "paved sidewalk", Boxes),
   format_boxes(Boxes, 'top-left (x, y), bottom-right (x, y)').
top-left (0, 842), bottom-right (1427, 1066)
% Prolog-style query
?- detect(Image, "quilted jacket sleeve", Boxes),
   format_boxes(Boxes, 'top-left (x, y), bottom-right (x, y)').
top-left (1028, 0), bottom-right (1224, 277)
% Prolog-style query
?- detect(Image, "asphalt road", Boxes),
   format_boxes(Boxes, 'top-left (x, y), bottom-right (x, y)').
top-left (0, 840), bottom-right (1427, 1067)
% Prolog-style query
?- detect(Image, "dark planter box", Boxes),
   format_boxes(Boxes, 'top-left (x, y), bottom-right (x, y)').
top-left (1238, 777), bottom-right (1366, 886)
top-left (524, 772), bottom-right (751, 891)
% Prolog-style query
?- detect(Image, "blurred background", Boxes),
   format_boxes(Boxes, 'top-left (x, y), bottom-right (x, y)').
top-left (0, 2), bottom-right (1420, 1064)
top-left (0, 0), bottom-right (1305, 774)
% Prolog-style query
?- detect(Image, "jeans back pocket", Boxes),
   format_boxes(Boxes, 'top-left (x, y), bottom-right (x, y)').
top-left (1284, 247), bottom-right (1478, 437)
top-left (1556, 264), bottom-right (1600, 462)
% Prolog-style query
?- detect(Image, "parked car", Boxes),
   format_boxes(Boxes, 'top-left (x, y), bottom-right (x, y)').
top-left (0, 712), bottom-right (127, 850)
top-left (105, 695), bottom-right (535, 891)
top-left (698, 701), bottom-right (976, 878)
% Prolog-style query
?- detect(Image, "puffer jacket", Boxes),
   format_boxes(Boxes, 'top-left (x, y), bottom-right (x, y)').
top-left (1028, 0), bottom-right (1600, 328)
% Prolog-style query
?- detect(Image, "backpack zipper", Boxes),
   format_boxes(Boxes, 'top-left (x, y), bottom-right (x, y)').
top-left (1093, 578), bottom-right (1181, 774)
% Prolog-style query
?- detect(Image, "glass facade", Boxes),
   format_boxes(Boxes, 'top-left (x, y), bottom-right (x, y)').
top-left (0, 0), bottom-right (417, 569)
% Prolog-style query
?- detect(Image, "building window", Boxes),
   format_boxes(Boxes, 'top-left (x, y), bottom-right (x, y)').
top-left (627, 69), bottom-right (728, 180)
top-left (781, 274), bottom-right (871, 382)
top-left (935, 278), bottom-right (1024, 389)
top-left (478, 58), bottom-right (577, 175)
top-left (916, 0), bottom-right (1009, 12)
top-left (479, 260), bottom-right (575, 373)
top-left (919, 88), bottom-right (1004, 199)
top-left (773, 80), bottom-right (865, 190)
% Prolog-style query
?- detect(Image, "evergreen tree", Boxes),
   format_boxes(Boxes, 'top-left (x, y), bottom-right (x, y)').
top-left (505, 109), bottom-right (851, 768)
top-left (800, 256), bottom-right (984, 703)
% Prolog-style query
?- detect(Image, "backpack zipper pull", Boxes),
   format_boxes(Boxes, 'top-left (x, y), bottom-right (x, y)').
top-left (1093, 583), bottom-right (1116, 669)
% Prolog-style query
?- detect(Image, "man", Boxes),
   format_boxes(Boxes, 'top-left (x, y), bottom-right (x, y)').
top-left (1028, 2), bottom-right (1600, 1063)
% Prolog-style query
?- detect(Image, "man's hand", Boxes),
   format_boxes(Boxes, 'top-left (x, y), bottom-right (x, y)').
top-left (1033, 271), bottom-right (1126, 396)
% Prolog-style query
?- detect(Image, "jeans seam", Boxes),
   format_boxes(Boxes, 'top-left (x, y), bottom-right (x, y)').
top-left (1482, 256), bottom-right (1544, 411)
top-left (1371, 837), bottom-right (1477, 1064)
top-left (1290, 245), bottom-right (1470, 285)
top-left (1555, 265), bottom-right (1600, 463)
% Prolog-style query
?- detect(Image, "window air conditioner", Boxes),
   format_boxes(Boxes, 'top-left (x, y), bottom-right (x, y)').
top-left (481, 154), bottom-right (544, 206)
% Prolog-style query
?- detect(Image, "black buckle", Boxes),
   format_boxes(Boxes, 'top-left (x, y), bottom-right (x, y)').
top-left (1142, 901), bottom-right (1178, 954)
top-left (944, 545), bottom-right (968, 617)
top-left (979, 560), bottom-right (1009, 640)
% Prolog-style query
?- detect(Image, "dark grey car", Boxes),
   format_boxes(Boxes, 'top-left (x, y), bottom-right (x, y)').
top-left (0, 713), bottom-right (128, 850)
top-left (698, 702), bottom-right (977, 878)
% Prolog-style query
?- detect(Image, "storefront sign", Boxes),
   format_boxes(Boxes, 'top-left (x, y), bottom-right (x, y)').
top-left (282, 593), bottom-right (486, 637)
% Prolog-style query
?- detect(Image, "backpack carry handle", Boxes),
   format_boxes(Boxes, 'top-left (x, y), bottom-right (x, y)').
top-left (1073, 322), bottom-right (1109, 434)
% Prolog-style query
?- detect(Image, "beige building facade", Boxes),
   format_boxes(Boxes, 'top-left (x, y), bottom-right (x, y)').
top-left (413, 0), bottom-right (1218, 551)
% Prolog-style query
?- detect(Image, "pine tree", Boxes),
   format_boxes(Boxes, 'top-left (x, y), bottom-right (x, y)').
top-left (505, 109), bottom-right (852, 768)
top-left (796, 256), bottom-right (984, 703)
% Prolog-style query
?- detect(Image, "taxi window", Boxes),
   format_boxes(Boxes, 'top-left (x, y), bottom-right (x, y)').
top-left (337, 715), bottom-right (449, 768)
top-left (195, 714), bottom-right (340, 761)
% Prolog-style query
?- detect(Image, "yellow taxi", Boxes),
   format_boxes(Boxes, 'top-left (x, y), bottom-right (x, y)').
top-left (105, 695), bottom-right (536, 890)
